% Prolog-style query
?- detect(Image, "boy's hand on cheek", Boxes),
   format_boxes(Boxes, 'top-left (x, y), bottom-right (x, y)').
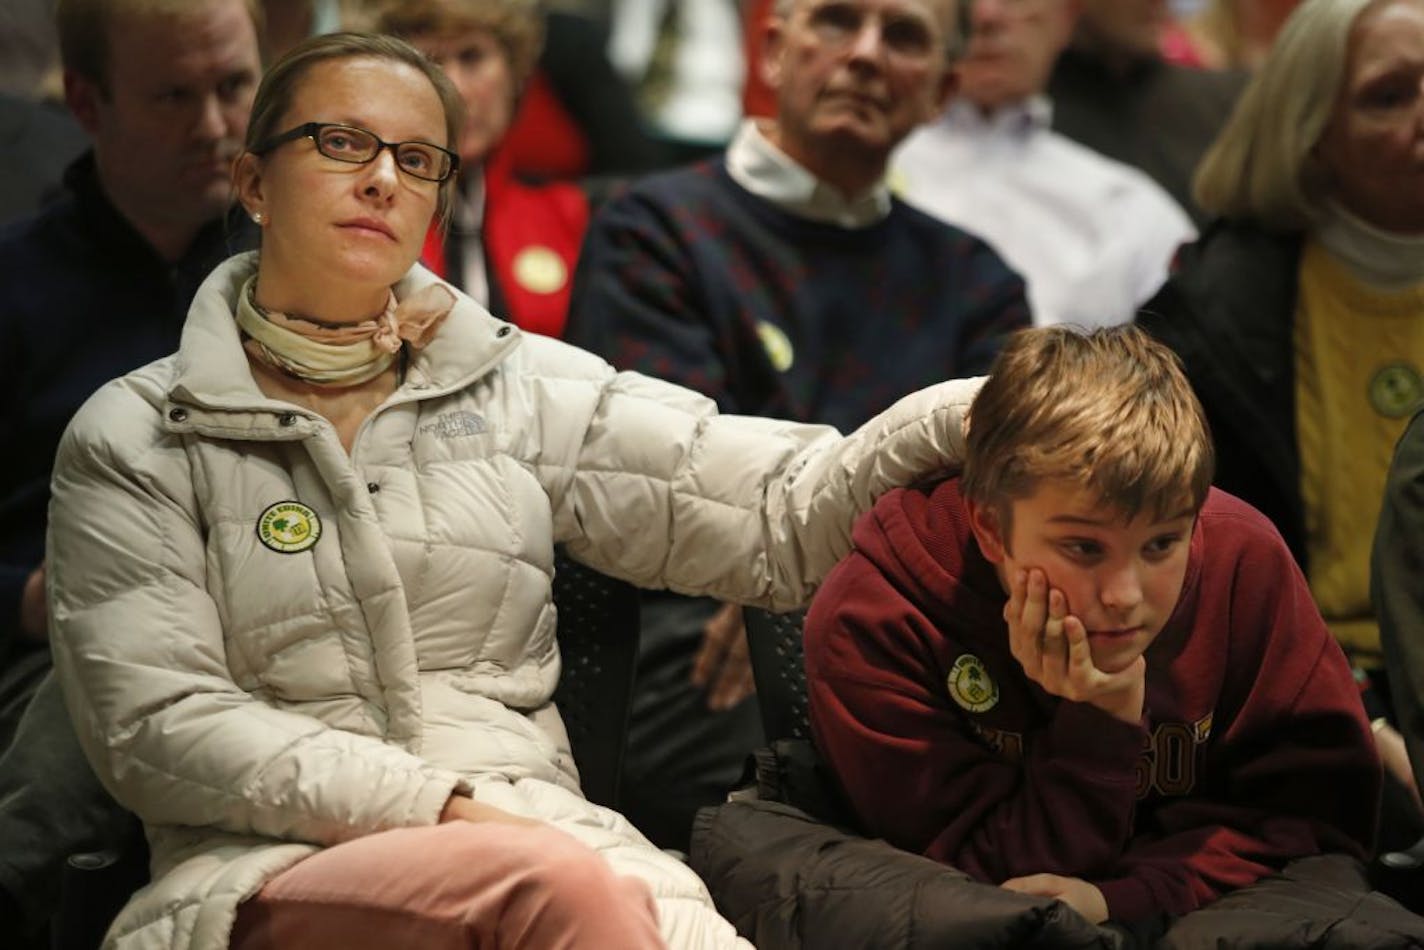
top-left (1001, 873), bottom-right (1108, 924)
top-left (1006, 568), bottom-right (1145, 725)
top-left (1005, 567), bottom-right (1054, 675)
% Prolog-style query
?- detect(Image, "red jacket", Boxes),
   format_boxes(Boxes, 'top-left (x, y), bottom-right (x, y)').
top-left (420, 150), bottom-right (588, 339)
top-left (804, 479), bottom-right (1379, 923)
top-left (498, 70), bottom-right (590, 182)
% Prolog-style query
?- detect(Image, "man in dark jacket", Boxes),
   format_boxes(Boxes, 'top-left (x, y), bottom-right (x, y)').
top-left (0, 0), bottom-right (260, 940)
top-left (1376, 411), bottom-right (1424, 844)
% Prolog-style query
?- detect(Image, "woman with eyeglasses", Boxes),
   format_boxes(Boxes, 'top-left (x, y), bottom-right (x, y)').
top-left (42, 31), bottom-right (978, 950)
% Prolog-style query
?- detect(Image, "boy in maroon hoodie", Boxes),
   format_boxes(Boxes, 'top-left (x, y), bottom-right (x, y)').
top-left (804, 325), bottom-right (1380, 926)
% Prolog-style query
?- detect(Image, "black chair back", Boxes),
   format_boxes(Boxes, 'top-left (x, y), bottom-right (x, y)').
top-left (550, 549), bottom-right (640, 809)
top-left (742, 608), bottom-right (810, 743)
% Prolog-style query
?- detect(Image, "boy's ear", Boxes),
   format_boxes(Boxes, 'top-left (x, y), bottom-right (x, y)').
top-left (967, 499), bottom-right (1008, 564)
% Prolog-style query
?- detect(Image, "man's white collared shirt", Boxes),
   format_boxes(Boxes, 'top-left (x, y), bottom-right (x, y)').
top-left (892, 98), bottom-right (1196, 328)
top-left (726, 119), bottom-right (891, 229)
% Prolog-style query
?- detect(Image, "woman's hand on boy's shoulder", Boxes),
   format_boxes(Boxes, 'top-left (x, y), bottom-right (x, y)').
top-left (1001, 872), bottom-right (1108, 923)
top-left (1004, 568), bottom-right (1145, 725)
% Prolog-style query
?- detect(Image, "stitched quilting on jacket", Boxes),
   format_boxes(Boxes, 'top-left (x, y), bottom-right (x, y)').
top-left (47, 252), bottom-right (978, 950)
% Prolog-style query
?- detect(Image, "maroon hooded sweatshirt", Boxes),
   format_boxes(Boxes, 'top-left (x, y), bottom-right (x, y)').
top-left (804, 478), bottom-right (1379, 923)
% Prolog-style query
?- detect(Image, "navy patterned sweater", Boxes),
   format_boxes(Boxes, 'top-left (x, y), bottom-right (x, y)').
top-left (565, 160), bottom-right (1030, 433)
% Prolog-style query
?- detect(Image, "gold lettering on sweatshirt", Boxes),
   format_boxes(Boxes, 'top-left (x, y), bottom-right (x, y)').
top-left (1134, 713), bottom-right (1213, 799)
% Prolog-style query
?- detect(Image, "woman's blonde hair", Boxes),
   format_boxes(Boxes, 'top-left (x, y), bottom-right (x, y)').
top-left (375, 0), bottom-right (545, 89)
top-left (961, 326), bottom-right (1214, 535)
top-left (1193, 0), bottom-right (1378, 230)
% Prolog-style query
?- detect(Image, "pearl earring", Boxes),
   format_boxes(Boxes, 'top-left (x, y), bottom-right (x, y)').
top-left (251, 211), bottom-right (264, 225)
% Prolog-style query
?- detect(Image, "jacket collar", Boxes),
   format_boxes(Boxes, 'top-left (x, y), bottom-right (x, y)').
top-left (169, 251), bottom-right (521, 419)
top-left (725, 118), bottom-right (892, 229)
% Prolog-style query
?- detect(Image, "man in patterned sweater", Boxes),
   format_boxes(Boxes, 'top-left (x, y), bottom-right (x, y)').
top-left (564, 0), bottom-right (1030, 851)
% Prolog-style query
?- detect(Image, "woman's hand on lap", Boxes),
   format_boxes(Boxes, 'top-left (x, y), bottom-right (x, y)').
top-left (439, 795), bottom-right (541, 827)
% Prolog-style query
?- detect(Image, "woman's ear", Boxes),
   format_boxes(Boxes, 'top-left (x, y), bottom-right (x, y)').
top-left (967, 499), bottom-right (1008, 564)
top-left (233, 152), bottom-right (266, 225)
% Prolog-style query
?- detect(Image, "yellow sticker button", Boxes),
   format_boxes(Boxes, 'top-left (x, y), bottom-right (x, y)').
top-left (257, 501), bottom-right (322, 554)
top-left (512, 246), bottom-right (568, 295)
top-left (947, 653), bottom-right (999, 713)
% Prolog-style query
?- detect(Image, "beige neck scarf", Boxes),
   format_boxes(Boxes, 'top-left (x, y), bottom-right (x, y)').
top-left (237, 275), bottom-right (456, 386)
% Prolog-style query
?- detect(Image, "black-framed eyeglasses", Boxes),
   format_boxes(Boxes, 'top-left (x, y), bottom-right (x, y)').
top-left (251, 122), bottom-right (460, 183)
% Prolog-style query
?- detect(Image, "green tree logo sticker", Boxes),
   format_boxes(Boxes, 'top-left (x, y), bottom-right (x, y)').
top-left (257, 502), bottom-right (321, 554)
top-left (948, 654), bottom-right (999, 713)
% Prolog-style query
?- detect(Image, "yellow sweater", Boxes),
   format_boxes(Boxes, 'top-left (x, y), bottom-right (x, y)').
top-left (1295, 239), bottom-right (1424, 660)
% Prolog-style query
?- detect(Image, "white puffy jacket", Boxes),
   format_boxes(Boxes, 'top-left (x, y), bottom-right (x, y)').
top-left (47, 253), bottom-right (977, 949)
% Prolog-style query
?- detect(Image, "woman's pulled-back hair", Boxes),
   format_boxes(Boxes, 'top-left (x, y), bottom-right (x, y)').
top-left (242, 31), bottom-right (466, 218)
top-left (961, 326), bottom-right (1214, 532)
top-left (1192, 0), bottom-right (1378, 231)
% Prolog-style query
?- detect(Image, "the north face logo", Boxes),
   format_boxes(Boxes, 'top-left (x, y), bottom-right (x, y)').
top-left (420, 411), bottom-right (488, 439)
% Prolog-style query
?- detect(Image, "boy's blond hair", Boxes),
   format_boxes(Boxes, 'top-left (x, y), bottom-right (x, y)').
top-left (961, 326), bottom-right (1214, 534)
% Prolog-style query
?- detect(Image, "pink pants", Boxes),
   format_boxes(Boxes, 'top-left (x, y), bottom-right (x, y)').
top-left (229, 822), bottom-right (666, 949)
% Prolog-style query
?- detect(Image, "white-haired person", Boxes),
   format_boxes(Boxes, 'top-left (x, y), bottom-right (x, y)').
top-left (44, 29), bottom-right (980, 950)
top-left (1138, 0), bottom-right (1424, 855)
